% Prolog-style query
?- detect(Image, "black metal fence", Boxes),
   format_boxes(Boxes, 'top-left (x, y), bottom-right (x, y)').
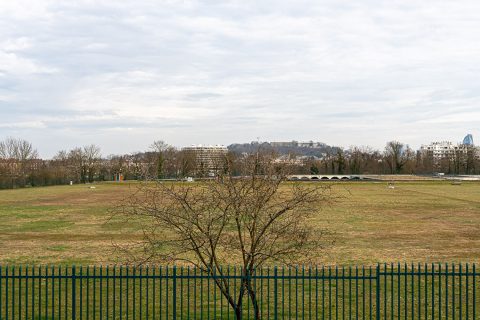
top-left (0, 263), bottom-right (478, 319)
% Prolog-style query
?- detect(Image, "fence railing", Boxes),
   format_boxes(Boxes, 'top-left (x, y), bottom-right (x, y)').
top-left (0, 263), bottom-right (478, 319)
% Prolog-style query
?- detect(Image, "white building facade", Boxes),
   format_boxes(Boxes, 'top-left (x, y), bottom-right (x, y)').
top-left (182, 145), bottom-right (228, 176)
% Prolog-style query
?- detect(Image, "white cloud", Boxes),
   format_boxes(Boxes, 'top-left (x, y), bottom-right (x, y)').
top-left (0, 121), bottom-right (47, 129)
top-left (0, 51), bottom-right (57, 75)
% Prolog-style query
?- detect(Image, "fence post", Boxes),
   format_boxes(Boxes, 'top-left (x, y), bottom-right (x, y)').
top-left (376, 264), bottom-right (380, 320)
top-left (72, 265), bottom-right (77, 320)
top-left (173, 266), bottom-right (177, 319)
top-left (274, 266), bottom-right (278, 320)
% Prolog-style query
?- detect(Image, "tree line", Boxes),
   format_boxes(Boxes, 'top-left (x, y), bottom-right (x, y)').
top-left (0, 137), bottom-right (479, 189)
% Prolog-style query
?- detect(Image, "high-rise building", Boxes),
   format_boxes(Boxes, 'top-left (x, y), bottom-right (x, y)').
top-left (182, 145), bottom-right (228, 176)
top-left (420, 134), bottom-right (477, 168)
top-left (463, 134), bottom-right (474, 146)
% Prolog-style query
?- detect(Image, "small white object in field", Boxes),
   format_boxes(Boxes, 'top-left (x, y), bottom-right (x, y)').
top-left (388, 185), bottom-right (395, 189)
top-left (89, 186), bottom-right (96, 189)
top-left (70, 181), bottom-right (73, 186)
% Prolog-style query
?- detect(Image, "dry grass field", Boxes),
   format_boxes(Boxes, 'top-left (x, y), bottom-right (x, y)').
top-left (0, 181), bottom-right (478, 266)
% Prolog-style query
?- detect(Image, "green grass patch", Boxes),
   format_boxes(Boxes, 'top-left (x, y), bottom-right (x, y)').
top-left (0, 181), bottom-right (478, 265)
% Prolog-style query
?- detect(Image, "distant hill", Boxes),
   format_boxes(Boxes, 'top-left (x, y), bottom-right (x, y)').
top-left (227, 141), bottom-right (341, 157)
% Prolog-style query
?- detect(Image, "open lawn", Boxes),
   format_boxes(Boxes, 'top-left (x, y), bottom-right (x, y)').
top-left (0, 181), bottom-right (479, 265)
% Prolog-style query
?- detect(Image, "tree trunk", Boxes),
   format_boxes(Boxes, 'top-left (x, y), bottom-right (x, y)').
top-left (248, 285), bottom-right (261, 320)
top-left (235, 306), bottom-right (242, 320)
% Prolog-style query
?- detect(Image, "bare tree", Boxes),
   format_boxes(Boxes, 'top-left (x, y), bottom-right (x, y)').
top-left (149, 140), bottom-right (171, 179)
top-left (384, 141), bottom-right (414, 174)
top-left (0, 137), bottom-right (39, 186)
top-left (114, 151), bottom-right (334, 320)
top-left (68, 145), bottom-right (101, 183)
top-left (0, 137), bottom-right (39, 161)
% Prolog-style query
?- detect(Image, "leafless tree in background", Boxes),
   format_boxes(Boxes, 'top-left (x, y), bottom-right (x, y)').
top-left (113, 151), bottom-right (334, 320)
top-left (67, 145), bottom-right (101, 183)
top-left (0, 137), bottom-right (39, 186)
top-left (0, 137), bottom-right (39, 162)
top-left (149, 140), bottom-right (171, 179)
top-left (384, 141), bottom-right (414, 174)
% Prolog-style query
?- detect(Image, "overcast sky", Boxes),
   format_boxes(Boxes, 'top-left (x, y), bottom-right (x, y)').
top-left (1, 0), bottom-right (479, 157)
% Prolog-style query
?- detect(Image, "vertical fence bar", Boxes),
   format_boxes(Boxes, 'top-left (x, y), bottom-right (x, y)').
top-left (100, 266), bottom-right (104, 320)
top-left (465, 263), bottom-right (470, 320)
top-left (424, 263), bottom-right (427, 320)
top-left (120, 266), bottom-right (123, 320)
top-left (404, 263), bottom-right (406, 320)
top-left (368, 266), bottom-right (373, 320)
top-left (80, 266), bottom-right (83, 320)
top-left (180, 266), bottom-right (183, 320)
top-left (439, 264), bottom-right (442, 320)
top-left (19, 265), bottom-right (22, 319)
top-left (187, 266), bottom-right (190, 320)
top-left (50, 266), bottom-right (53, 319)
top-left (283, 266), bottom-right (286, 320)
top-left (72, 265), bottom-right (77, 320)
top-left (302, 265), bottom-right (305, 320)
top-left (193, 267), bottom-right (196, 320)
top-left (390, 263), bottom-right (393, 320)
top-left (308, 266), bottom-right (312, 320)
top-left (173, 266), bottom-right (177, 319)
top-left (93, 266), bottom-right (96, 320)
top-left (321, 266), bottom-right (325, 320)
top-left (417, 263), bottom-right (420, 320)
top-left (267, 267), bottom-right (271, 319)
top-left (0, 266), bottom-right (2, 320)
top-left (139, 266), bottom-right (142, 320)
top-left (159, 266), bottom-right (162, 320)
top-left (473, 264), bottom-right (476, 320)
top-left (376, 264), bottom-right (380, 320)
top-left (459, 264), bottom-right (462, 320)
top-left (384, 263), bottom-right (387, 320)
top-left (446, 264), bottom-right (449, 320)
top-left (4, 266), bottom-right (7, 320)
top-left (126, 266), bottom-right (129, 320)
top-left (87, 266), bottom-right (90, 320)
top-left (438, 263), bottom-right (442, 319)
top-left (350, 266), bottom-right (353, 320)
top-left (334, 266), bottom-right (337, 320)
top-left (452, 264), bottom-right (456, 320)
top-left (107, 265), bottom-right (110, 320)
top-left (133, 266), bottom-right (136, 320)
top-left (410, 263), bottom-right (413, 320)
top-left (329, 266), bottom-right (332, 320)
top-left (43, 265), bottom-right (47, 320)
top-left (432, 263), bottom-right (434, 320)
top-left (362, 266), bottom-right (365, 320)
top-left (146, 266), bottom-right (149, 320)
top-left (153, 266), bottom-right (156, 320)
top-left (274, 266), bottom-right (278, 320)
top-left (114, 266), bottom-right (116, 320)
top-left (65, 266), bottom-right (68, 320)
top-left (397, 263), bottom-right (400, 320)
top-left (25, 265), bottom-right (29, 320)
top-left (12, 266), bottom-right (16, 319)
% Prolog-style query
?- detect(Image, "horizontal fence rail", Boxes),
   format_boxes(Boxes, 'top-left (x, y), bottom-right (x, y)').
top-left (0, 263), bottom-right (478, 319)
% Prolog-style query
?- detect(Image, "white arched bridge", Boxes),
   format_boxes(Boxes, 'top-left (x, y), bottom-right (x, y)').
top-left (288, 175), bottom-right (373, 181)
